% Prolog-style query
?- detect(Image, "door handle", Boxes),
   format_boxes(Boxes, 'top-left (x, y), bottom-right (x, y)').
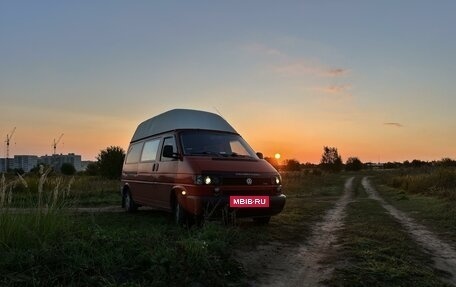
top-left (155, 163), bottom-right (159, 171)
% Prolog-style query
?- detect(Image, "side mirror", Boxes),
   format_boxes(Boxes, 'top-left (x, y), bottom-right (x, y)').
top-left (256, 152), bottom-right (264, 159)
top-left (163, 145), bottom-right (176, 158)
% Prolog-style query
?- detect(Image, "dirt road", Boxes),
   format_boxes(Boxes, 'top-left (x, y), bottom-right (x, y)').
top-left (237, 177), bottom-right (354, 287)
top-left (362, 177), bottom-right (456, 285)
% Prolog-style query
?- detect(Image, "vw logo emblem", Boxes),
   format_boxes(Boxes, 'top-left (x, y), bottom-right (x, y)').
top-left (246, 178), bottom-right (253, 185)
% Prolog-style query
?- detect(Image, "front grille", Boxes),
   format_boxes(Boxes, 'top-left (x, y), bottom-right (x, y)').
top-left (221, 177), bottom-right (270, 186)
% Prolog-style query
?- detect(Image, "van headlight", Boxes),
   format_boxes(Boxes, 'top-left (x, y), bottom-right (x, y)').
top-left (195, 175), bottom-right (204, 185)
top-left (272, 175), bottom-right (281, 185)
top-left (195, 175), bottom-right (220, 185)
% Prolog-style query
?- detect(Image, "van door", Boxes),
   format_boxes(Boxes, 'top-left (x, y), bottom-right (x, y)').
top-left (155, 136), bottom-right (179, 210)
top-left (123, 142), bottom-right (143, 200)
top-left (136, 138), bottom-right (161, 206)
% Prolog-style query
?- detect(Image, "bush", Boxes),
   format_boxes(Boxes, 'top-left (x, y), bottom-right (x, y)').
top-left (61, 163), bottom-right (76, 175)
top-left (283, 159), bottom-right (301, 171)
top-left (345, 157), bottom-right (363, 171)
top-left (387, 167), bottom-right (456, 200)
top-left (97, 146), bottom-right (125, 180)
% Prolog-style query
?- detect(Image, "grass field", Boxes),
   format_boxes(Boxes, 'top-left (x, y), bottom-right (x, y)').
top-left (0, 171), bottom-right (347, 286)
top-left (3, 174), bottom-right (120, 208)
top-left (1, 169), bottom-right (456, 286)
top-left (373, 171), bottom-right (456, 246)
top-left (327, 175), bottom-right (451, 287)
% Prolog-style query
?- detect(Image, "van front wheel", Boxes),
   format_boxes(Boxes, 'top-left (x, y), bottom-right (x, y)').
top-left (124, 191), bottom-right (138, 212)
top-left (174, 200), bottom-right (188, 225)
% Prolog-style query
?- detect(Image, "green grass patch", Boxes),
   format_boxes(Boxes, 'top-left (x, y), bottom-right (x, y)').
top-left (327, 183), bottom-right (449, 287)
top-left (1, 211), bottom-right (243, 286)
top-left (1, 171), bottom-right (351, 286)
top-left (383, 167), bottom-right (456, 200)
top-left (8, 175), bottom-right (120, 208)
top-left (372, 176), bottom-right (456, 246)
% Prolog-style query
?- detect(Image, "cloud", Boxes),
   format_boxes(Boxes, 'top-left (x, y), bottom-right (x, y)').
top-left (273, 60), bottom-right (348, 78)
top-left (311, 85), bottom-right (353, 103)
top-left (314, 85), bottom-right (352, 95)
top-left (384, 122), bottom-right (403, 128)
top-left (274, 61), bottom-right (317, 76)
top-left (244, 43), bottom-right (285, 57)
top-left (326, 68), bottom-right (349, 77)
top-left (243, 42), bottom-right (349, 78)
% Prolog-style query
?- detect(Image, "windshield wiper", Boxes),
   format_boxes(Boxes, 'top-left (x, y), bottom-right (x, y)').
top-left (190, 151), bottom-right (223, 157)
top-left (229, 152), bottom-right (253, 158)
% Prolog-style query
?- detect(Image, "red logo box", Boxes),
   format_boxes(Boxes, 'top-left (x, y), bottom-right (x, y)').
top-left (229, 196), bottom-right (270, 208)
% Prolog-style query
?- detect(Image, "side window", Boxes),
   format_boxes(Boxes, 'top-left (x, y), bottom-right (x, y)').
top-left (141, 139), bottom-right (160, 162)
top-left (161, 137), bottom-right (177, 161)
top-left (125, 143), bottom-right (143, 164)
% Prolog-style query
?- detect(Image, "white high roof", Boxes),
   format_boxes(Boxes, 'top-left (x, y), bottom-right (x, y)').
top-left (131, 109), bottom-right (238, 142)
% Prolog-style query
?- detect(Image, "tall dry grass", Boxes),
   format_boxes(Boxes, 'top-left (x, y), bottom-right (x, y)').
top-left (0, 167), bottom-right (74, 249)
top-left (388, 167), bottom-right (456, 200)
top-left (7, 173), bottom-right (119, 207)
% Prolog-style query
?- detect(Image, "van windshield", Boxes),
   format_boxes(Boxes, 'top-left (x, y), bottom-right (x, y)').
top-left (180, 131), bottom-right (258, 158)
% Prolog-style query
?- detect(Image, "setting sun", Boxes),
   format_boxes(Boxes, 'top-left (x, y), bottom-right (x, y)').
top-left (274, 153), bottom-right (281, 160)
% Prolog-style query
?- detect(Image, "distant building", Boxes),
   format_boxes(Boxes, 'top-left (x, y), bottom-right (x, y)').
top-left (39, 153), bottom-right (83, 171)
top-left (1, 153), bottom-right (84, 173)
top-left (0, 158), bottom-right (14, 172)
top-left (14, 155), bottom-right (39, 172)
top-left (81, 160), bottom-right (94, 171)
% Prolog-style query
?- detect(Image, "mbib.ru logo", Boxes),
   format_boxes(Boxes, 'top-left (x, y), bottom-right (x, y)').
top-left (230, 196), bottom-right (270, 208)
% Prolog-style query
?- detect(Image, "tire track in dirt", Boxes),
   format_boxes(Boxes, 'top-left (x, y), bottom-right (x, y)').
top-left (362, 177), bottom-right (456, 285)
top-left (238, 177), bottom-right (354, 287)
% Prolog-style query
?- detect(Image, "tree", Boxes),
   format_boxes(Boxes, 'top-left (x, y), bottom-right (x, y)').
top-left (438, 158), bottom-right (456, 167)
top-left (85, 162), bottom-right (100, 176)
top-left (60, 163), bottom-right (76, 175)
top-left (284, 159), bottom-right (301, 171)
top-left (345, 157), bottom-right (363, 171)
top-left (411, 159), bottom-right (429, 168)
top-left (97, 146), bottom-right (126, 179)
top-left (320, 146), bottom-right (343, 172)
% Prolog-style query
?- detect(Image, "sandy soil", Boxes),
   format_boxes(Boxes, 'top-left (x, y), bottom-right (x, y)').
top-left (362, 177), bottom-right (456, 285)
top-left (237, 177), bottom-right (354, 287)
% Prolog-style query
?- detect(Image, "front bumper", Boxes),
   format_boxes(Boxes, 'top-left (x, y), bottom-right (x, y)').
top-left (180, 193), bottom-right (286, 218)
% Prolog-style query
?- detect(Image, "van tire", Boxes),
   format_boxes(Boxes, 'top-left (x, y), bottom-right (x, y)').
top-left (253, 216), bottom-right (271, 225)
top-left (124, 190), bottom-right (138, 212)
top-left (174, 200), bottom-right (188, 225)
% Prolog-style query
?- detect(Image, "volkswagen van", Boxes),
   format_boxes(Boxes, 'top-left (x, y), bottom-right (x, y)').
top-left (120, 109), bottom-right (286, 224)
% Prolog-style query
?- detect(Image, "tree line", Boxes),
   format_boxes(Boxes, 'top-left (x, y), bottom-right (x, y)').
top-left (7, 146), bottom-right (126, 179)
top-left (11, 145), bottom-right (454, 179)
top-left (265, 146), bottom-right (456, 173)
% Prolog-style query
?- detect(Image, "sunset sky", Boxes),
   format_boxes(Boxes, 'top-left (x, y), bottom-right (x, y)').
top-left (1, 1), bottom-right (455, 163)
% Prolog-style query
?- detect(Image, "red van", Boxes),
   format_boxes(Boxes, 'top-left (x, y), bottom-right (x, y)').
top-left (121, 109), bottom-right (286, 224)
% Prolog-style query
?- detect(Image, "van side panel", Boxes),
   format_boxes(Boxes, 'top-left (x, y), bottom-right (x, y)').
top-left (155, 161), bottom-right (178, 209)
top-left (122, 142), bottom-right (143, 201)
top-left (136, 161), bottom-right (157, 206)
top-left (154, 135), bottom-right (179, 210)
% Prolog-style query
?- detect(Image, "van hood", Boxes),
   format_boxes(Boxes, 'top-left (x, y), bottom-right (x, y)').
top-left (184, 156), bottom-right (278, 175)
